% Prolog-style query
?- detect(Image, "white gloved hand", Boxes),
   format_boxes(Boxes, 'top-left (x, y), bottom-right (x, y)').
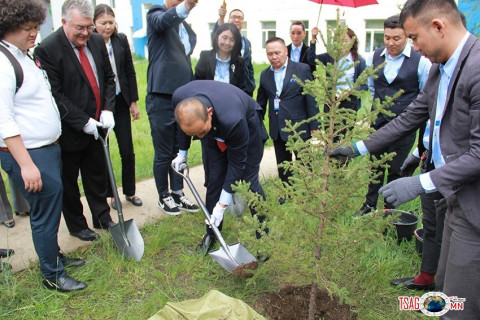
top-left (172, 152), bottom-right (187, 172)
top-left (209, 202), bottom-right (226, 227)
top-left (100, 110), bottom-right (115, 132)
top-left (82, 118), bottom-right (103, 140)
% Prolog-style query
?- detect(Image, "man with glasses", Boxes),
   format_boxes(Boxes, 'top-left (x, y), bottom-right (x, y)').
top-left (214, 7), bottom-right (255, 96)
top-left (36, 0), bottom-right (117, 241)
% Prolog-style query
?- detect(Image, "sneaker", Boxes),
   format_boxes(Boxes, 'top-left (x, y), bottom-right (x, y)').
top-left (158, 194), bottom-right (181, 215)
top-left (353, 203), bottom-right (375, 218)
top-left (171, 193), bottom-right (200, 213)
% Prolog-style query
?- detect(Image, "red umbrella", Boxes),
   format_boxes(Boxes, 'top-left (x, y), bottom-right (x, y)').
top-left (309, 0), bottom-right (379, 26)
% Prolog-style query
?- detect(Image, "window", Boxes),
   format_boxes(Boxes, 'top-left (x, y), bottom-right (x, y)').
top-left (325, 19), bottom-right (346, 43)
top-left (261, 21), bottom-right (276, 48)
top-left (365, 20), bottom-right (384, 53)
top-left (241, 22), bottom-right (248, 38)
top-left (110, 0), bottom-right (115, 8)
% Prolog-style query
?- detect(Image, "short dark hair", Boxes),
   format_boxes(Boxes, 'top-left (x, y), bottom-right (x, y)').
top-left (266, 37), bottom-right (286, 46)
top-left (229, 9), bottom-right (244, 18)
top-left (399, 0), bottom-right (461, 28)
top-left (94, 4), bottom-right (118, 37)
top-left (384, 15), bottom-right (401, 29)
top-left (212, 23), bottom-right (242, 59)
top-left (0, 0), bottom-right (46, 39)
top-left (290, 21), bottom-right (305, 31)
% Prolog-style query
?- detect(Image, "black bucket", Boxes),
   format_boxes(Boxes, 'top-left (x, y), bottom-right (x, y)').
top-left (383, 210), bottom-right (419, 244)
top-left (415, 228), bottom-right (424, 256)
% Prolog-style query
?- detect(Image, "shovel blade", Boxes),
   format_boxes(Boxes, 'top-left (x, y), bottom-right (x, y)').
top-left (109, 219), bottom-right (144, 261)
top-left (209, 242), bottom-right (257, 273)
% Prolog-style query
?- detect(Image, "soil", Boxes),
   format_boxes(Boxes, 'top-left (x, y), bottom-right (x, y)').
top-left (232, 261), bottom-right (259, 279)
top-left (255, 285), bottom-right (357, 320)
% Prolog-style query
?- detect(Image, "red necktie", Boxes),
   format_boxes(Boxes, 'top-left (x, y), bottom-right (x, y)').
top-left (217, 140), bottom-right (228, 152)
top-left (77, 46), bottom-right (101, 120)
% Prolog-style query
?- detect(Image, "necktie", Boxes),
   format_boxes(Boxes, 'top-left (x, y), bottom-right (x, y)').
top-left (293, 47), bottom-right (300, 62)
top-left (216, 140), bottom-right (228, 152)
top-left (77, 46), bottom-right (101, 120)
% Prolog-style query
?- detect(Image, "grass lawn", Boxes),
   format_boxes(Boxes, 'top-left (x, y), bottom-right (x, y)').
top-left (0, 59), bottom-right (427, 320)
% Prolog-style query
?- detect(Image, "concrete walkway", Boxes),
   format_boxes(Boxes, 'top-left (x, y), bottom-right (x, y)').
top-left (0, 147), bottom-right (278, 273)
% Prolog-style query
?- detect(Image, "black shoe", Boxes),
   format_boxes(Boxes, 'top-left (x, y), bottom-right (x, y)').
top-left (43, 275), bottom-right (87, 292)
top-left (70, 228), bottom-right (100, 241)
top-left (196, 234), bottom-right (216, 254)
top-left (171, 193), bottom-right (199, 212)
top-left (59, 253), bottom-right (85, 268)
top-left (93, 220), bottom-right (117, 230)
top-left (125, 195), bottom-right (143, 206)
top-left (0, 262), bottom-right (12, 273)
top-left (3, 220), bottom-right (15, 228)
top-left (353, 203), bottom-right (376, 218)
top-left (158, 193), bottom-right (181, 215)
top-left (0, 248), bottom-right (15, 258)
top-left (391, 277), bottom-right (436, 291)
top-left (111, 199), bottom-right (117, 210)
top-left (15, 211), bottom-right (29, 216)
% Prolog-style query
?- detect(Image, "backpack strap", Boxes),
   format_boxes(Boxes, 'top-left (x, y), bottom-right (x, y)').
top-left (0, 43), bottom-right (24, 93)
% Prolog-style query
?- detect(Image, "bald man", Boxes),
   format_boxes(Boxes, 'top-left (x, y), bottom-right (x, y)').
top-left (172, 80), bottom-right (267, 253)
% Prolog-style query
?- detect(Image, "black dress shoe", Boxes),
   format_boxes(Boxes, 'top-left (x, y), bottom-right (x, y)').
top-left (70, 228), bottom-right (100, 241)
top-left (3, 220), bottom-right (15, 228)
top-left (15, 211), bottom-right (29, 216)
top-left (125, 195), bottom-right (143, 206)
top-left (93, 220), bottom-right (117, 230)
top-left (0, 248), bottom-right (15, 258)
top-left (391, 277), bottom-right (436, 291)
top-left (43, 275), bottom-right (87, 292)
top-left (59, 253), bottom-right (85, 268)
top-left (196, 234), bottom-right (216, 254)
top-left (0, 262), bottom-right (12, 273)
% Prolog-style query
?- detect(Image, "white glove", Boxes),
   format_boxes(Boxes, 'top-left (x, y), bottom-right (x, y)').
top-left (209, 202), bottom-right (226, 227)
top-left (82, 118), bottom-right (103, 140)
top-left (172, 152), bottom-right (187, 171)
top-left (100, 110), bottom-right (115, 131)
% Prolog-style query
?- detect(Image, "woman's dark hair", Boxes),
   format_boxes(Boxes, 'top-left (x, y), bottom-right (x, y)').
top-left (212, 23), bottom-right (242, 60)
top-left (93, 3), bottom-right (117, 37)
top-left (347, 27), bottom-right (359, 62)
top-left (0, 0), bottom-right (46, 39)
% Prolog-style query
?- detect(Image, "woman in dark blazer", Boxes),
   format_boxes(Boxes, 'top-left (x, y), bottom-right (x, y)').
top-left (194, 23), bottom-right (246, 92)
top-left (94, 4), bottom-right (142, 208)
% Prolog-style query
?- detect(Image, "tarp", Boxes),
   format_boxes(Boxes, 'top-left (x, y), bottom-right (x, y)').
top-left (148, 290), bottom-right (266, 320)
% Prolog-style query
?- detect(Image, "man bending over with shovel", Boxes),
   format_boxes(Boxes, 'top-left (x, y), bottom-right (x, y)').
top-left (171, 80), bottom-right (268, 253)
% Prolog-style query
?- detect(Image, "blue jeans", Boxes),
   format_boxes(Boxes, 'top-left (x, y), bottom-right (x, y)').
top-left (146, 93), bottom-right (183, 197)
top-left (0, 144), bottom-right (65, 281)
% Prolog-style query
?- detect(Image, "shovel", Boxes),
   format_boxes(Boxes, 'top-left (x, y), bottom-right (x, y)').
top-left (98, 132), bottom-right (144, 261)
top-left (173, 163), bottom-right (258, 278)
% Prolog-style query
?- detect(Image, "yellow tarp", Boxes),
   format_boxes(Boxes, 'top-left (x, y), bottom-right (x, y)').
top-left (148, 290), bottom-right (266, 320)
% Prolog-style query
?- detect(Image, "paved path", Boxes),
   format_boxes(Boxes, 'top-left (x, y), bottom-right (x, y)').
top-left (0, 147), bottom-right (278, 273)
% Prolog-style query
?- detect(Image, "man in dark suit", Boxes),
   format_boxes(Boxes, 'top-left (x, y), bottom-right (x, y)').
top-left (330, 0), bottom-right (480, 316)
top-left (35, 0), bottom-right (116, 242)
top-left (287, 21), bottom-right (314, 73)
top-left (214, 7), bottom-right (255, 96)
top-left (257, 37), bottom-right (318, 187)
top-left (172, 80), bottom-right (266, 252)
top-left (146, 0), bottom-right (199, 215)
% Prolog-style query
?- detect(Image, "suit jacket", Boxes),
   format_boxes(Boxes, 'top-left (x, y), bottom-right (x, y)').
top-left (146, 4), bottom-right (197, 95)
top-left (111, 33), bottom-right (139, 106)
top-left (287, 43), bottom-right (315, 72)
top-left (173, 80), bottom-right (265, 193)
top-left (212, 23), bottom-right (255, 93)
top-left (35, 29), bottom-right (116, 152)
top-left (194, 49), bottom-right (246, 92)
top-left (363, 34), bottom-right (480, 231)
top-left (257, 59), bottom-right (319, 142)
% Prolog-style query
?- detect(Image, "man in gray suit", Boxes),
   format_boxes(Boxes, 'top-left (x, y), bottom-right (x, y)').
top-left (146, 0), bottom-right (199, 215)
top-left (330, 0), bottom-right (480, 317)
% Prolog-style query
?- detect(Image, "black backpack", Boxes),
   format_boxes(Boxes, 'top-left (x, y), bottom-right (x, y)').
top-left (0, 43), bottom-right (23, 93)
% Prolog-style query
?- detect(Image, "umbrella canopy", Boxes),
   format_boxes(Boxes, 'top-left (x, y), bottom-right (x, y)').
top-left (309, 0), bottom-right (378, 8)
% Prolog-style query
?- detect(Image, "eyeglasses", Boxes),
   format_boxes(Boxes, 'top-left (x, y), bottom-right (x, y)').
top-left (229, 15), bottom-right (244, 21)
top-left (19, 24), bottom-right (41, 32)
top-left (71, 24), bottom-right (95, 32)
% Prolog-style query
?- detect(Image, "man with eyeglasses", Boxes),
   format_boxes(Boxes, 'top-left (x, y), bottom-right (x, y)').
top-left (214, 7), bottom-right (255, 96)
top-left (36, 0), bottom-right (117, 242)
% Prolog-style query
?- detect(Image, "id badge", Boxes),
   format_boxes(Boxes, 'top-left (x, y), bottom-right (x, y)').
top-left (274, 96), bottom-right (280, 111)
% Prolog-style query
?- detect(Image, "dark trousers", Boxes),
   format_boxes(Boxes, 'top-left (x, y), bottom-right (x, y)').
top-left (420, 191), bottom-right (445, 274)
top-left (273, 138), bottom-right (293, 184)
top-left (204, 136), bottom-right (265, 236)
top-left (436, 196), bottom-right (480, 319)
top-left (0, 145), bottom-right (65, 281)
top-left (112, 95), bottom-right (136, 196)
top-left (61, 139), bottom-right (112, 233)
top-left (365, 131), bottom-right (416, 208)
top-left (146, 93), bottom-right (183, 197)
